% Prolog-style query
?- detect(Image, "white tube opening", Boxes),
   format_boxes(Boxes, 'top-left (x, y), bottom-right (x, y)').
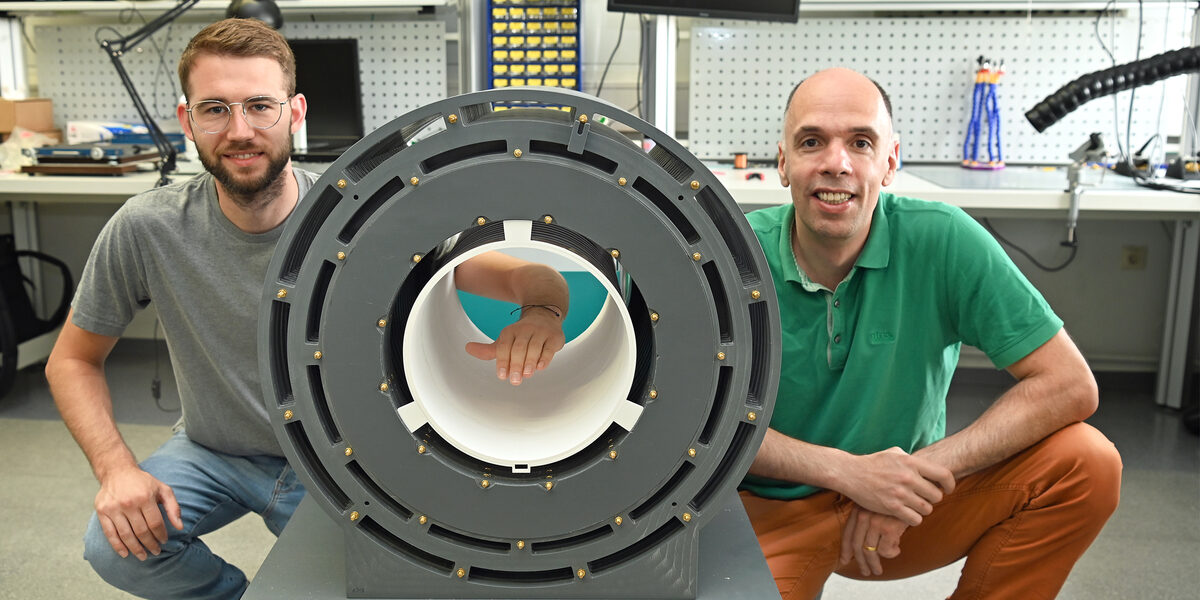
top-left (399, 221), bottom-right (640, 471)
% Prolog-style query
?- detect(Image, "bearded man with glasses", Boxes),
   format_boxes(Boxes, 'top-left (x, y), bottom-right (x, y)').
top-left (46, 18), bottom-right (570, 600)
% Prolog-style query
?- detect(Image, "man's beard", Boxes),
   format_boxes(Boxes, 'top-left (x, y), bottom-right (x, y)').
top-left (198, 135), bottom-right (292, 209)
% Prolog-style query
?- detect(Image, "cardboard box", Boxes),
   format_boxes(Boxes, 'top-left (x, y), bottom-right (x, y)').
top-left (0, 98), bottom-right (54, 134)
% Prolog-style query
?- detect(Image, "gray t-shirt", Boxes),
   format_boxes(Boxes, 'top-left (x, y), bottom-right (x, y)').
top-left (72, 168), bottom-right (318, 457)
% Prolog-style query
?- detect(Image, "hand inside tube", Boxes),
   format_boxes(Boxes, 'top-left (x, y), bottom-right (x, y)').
top-left (453, 251), bottom-right (570, 386)
top-left (465, 306), bottom-right (565, 386)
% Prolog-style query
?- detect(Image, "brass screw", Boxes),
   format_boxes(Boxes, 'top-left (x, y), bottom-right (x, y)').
top-left (417, 445), bottom-right (427, 454)
top-left (476, 216), bottom-right (487, 226)
top-left (378, 318), bottom-right (388, 327)
top-left (717, 352), bottom-right (726, 360)
top-left (481, 479), bottom-right (490, 488)
top-left (690, 180), bottom-right (700, 190)
top-left (688, 448), bottom-right (696, 458)
top-left (418, 515), bottom-right (427, 525)
top-left (618, 177), bottom-right (627, 186)
top-left (350, 511), bottom-right (360, 521)
top-left (379, 382), bottom-right (389, 392)
top-left (517, 540), bottom-right (525, 550)
top-left (576, 568), bottom-right (586, 579)
top-left (313, 351), bottom-right (323, 360)
top-left (513, 149), bottom-right (523, 158)
top-left (614, 516), bottom-right (623, 526)
top-left (344, 447), bottom-right (353, 457)
top-left (448, 113), bottom-right (458, 124)
top-left (456, 568), bottom-right (466, 578)
top-left (610, 249), bottom-right (620, 259)
top-left (544, 481), bottom-right (553, 491)
top-left (650, 312), bottom-right (659, 322)
top-left (748, 411), bottom-right (758, 421)
top-left (608, 449), bottom-right (618, 459)
top-left (283, 409), bottom-right (294, 420)
top-left (276, 288), bottom-right (287, 299)
top-left (337, 179), bottom-right (347, 189)
top-left (336, 251), bottom-right (346, 261)
top-left (682, 512), bottom-right (692, 522)
top-left (751, 289), bottom-right (761, 300)
top-left (578, 114), bottom-right (588, 123)
top-left (412, 253), bottom-right (422, 263)
top-left (692, 252), bottom-right (702, 261)
top-left (649, 388), bottom-right (658, 399)
top-left (543, 215), bottom-right (553, 224)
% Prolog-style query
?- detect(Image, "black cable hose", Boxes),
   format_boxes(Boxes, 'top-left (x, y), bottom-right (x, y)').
top-left (1025, 45), bottom-right (1200, 132)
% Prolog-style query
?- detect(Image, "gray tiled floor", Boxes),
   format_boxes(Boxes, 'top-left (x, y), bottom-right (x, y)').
top-left (1, 340), bottom-right (1197, 599)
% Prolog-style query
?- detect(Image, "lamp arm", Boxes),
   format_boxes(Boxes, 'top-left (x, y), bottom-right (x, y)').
top-left (97, 0), bottom-right (200, 187)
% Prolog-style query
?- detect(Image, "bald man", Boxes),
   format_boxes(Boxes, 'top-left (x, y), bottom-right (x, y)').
top-left (737, 68), bottom-right (1122, 600)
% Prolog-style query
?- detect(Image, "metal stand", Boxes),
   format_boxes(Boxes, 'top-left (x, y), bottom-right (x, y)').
top-left (245, 492), bottom-right (780, 600)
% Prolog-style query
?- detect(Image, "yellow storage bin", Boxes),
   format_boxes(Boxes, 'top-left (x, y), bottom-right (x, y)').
top-left (562, 64), bottom-right (577, 74)
top-left (525, 36), bottom-right (541, 47)
top-left (493, 64), bottom-right (509, 74)
top-left (509, 50), bottom-right (525, 61)
top-left (544, 64), bottom-right (560, 74)
top-left (494, 78), bottom-right (509, 87)
top-left (527, 50), bottom-right (542, 61)
top-left (527, 63), bottom-right (543, 75)
top-left (562, 78), bottom-right (577, 89)
top-left (493, 50), bottom-right (509, 61)
top-left (543, 49), bottom-right (560, 61)
top-left (526, 78), bottom-right (543, 86)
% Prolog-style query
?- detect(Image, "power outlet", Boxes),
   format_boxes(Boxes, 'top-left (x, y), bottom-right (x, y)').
top-left (1121, 245), bottom-right (1148, 270)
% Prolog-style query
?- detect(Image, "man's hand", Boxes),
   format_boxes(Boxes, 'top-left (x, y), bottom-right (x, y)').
top-left (840, 447), bottom-right (955, 526)
top-left (839, 505), bottom-right (909, 576)
top-left (465, 309), bottom-right (565, 385)
top-left (94, 466), bottom-right (183, 560)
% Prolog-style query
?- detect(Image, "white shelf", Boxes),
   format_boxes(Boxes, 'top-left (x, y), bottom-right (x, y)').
top-left (0, 1), bottom-right (449, 16)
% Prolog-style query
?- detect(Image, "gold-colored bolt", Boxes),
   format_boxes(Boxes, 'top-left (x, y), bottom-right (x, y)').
top-left (751, 289), bottom-right (761, 300)
top-left (350, 511), bottom-right (360, 521)
top-left (480, 479), bottom-right (490, 488)
top-left (717, 352), bottom-right (726, 360)
top-left (650, 312), bottom-right (660, 322)
top-left (313, 351), bottom-right (323, 360)
top-left (412, 253), bottom-right (422, 263)
top-left (448, 113), bottom-right (458, 124)
top-left (276, 288), bottom-right (287, 299)
top-left (379, 382), bottom-right (389, 392)
top-left (614, 516), bottom-right (623, 526)
top-left (649, 388), bottom-right (658, 399)
top-left (456, 568), bottom-right (466, 578)
top-left (513, 149), bottom-right (523, 158)
top-left (692, 252), bottom-right (702, 261)
top-left (336, 251), bottom-right (346, 261)
top-left (682, 512), bottom-right (692, 522)
top-left (688, 448), bottom-right (696, 458)
top-left (690, 180), bottom-right (700, 190)
top-left (543, 215), bottom-right (553, 224)
top-left (378, 319), bottom-right (387, 327)
top-left (283, 409), bottom-right (294, 420)
top-left (476, 217), bottom-right (487, 226)
top-left (417, 445), bottom-right (427, 454)
top-left (544, 481), bottom-right (553, 491)
top-left (578, 114), bottom-right (588, 123)
top-left (410, 176), bottom-right (420, 186)
top-left (337, 179), bottom-right (347, 189)
top-left (609, 450), bottom-right (618, 459)
top-left (419, 515), bottom-right (427, 525)
top-left (576, 568), bottom-right (586, 579)
top-left (610, 248), bottom-right (620, 259)
top-left (618, 177), bottom-right (627, 186)
top-left (748, 411), bottom-right (758, 421)
top-left (517, 540), bottom-right (526, 549)
top-left (344, 447), bottom-right (353, 457)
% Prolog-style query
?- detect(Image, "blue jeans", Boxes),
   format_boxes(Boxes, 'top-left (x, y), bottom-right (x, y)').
top-left (83, 430), bottom-right (306, 600)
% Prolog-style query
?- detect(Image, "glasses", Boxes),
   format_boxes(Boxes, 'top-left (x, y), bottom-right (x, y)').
top-left (186, 96), bottom-right (291, 134)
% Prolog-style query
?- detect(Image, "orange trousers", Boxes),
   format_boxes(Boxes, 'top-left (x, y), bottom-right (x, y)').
top-left (740, 423), bottom-right (1122, 600)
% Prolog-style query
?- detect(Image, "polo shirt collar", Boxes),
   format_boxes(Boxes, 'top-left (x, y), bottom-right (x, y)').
top-left (779, 194), bottom-right (892, 290)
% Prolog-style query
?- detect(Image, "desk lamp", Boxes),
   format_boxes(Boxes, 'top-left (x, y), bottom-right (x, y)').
top-left (98, 0), bottom-right (282, 187)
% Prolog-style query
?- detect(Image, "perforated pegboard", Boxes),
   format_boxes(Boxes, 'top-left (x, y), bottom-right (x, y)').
top-left (34, 18), bottom-right (445, 135)
top-left (689, 7), bottom-right (1190, 163)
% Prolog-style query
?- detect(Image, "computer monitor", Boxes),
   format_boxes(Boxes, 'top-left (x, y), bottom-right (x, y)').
top-left (289, 38), bottom-right (364, 161)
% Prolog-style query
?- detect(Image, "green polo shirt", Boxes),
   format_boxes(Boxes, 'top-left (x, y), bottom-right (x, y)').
top-left (741, 193), bottom-right (1062, 500)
